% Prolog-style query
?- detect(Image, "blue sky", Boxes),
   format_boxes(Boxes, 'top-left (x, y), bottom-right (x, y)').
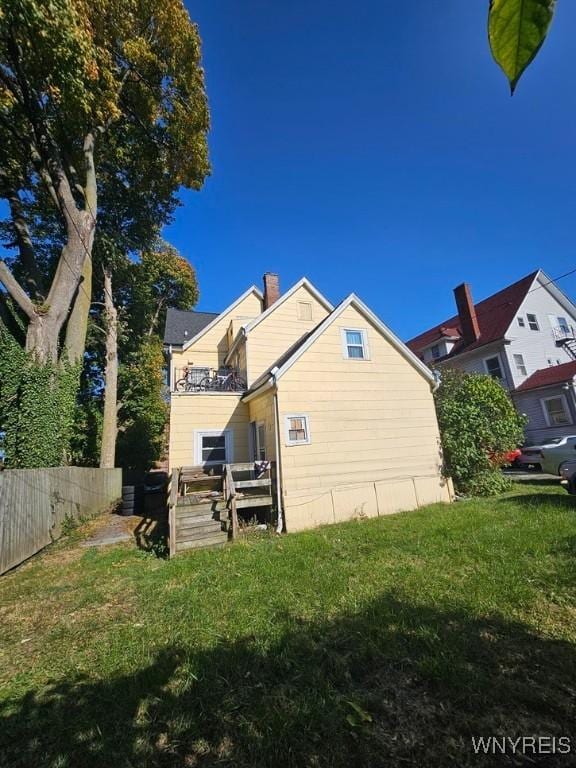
top-left (170, 1), bottom-right (576, 340)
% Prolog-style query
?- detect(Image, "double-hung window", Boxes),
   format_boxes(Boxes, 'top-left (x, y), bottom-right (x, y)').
top-left (541, 396), bottom-right (572, 427)
top-left (526, 313), bottom-right (539, 331)
top-left (484, 355), bottom-right (504, 381)
top-left (342, 329), bottom-right (368, 359)
top-left (285, 415), bottom-right (310, 445)
top-left (513, 354), bottom-right (527, 377)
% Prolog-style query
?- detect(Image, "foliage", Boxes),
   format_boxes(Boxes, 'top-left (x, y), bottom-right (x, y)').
top-left (488, 0), bottom-right (556, 93)
top-left (434, 368), bottom-right (526, 496)
top-left (1, 482), bottom-right (575, 767)
top-left (0, 322), bottom-right (80, 467)
top-left (116, 336), bottom-right (168, 471)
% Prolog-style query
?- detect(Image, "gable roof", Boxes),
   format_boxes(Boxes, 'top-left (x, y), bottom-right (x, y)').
top-left (164, 308), bottom-right (219, 346)
top-left (515, 360), bottom-right (576, 392)
top-left (243, 278), bottom-right (333, 335)
top-left (406, 271), bottom-right (539, 360)
top-left (174, 286), bottom-right (263, 351)
top-left (243, 293), bottom-right (434, 401)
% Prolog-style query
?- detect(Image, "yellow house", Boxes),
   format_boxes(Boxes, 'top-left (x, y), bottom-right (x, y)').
top-left (164, 274), bottom-right (451, 540)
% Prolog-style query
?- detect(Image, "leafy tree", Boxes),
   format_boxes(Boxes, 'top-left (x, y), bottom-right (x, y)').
top-left (434, 368), bottom-right (526, 496)
top-left (0, 0), bottom-right (209, 466)
top-left (488, 0), bottom-right (556, 92)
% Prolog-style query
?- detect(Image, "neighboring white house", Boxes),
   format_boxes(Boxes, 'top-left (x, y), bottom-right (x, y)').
top-left (406, 270), bottom-right (576, 443)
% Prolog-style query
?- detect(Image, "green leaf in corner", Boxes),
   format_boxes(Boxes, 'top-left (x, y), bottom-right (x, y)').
top-left (488, 0), bottom-right (556, 93)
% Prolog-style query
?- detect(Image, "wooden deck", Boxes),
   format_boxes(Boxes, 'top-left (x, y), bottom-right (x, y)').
top-left (168, 462), bottom-right (274, 556)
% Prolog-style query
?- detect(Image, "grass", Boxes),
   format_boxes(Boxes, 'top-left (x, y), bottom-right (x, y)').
top-left (1, 480), bottom-right (576, 767)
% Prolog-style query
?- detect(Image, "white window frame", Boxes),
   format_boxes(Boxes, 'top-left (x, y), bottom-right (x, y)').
top-left (284, 414), bottom-right (311, 446)
top-left (513, 353), bottom-right (527, 377)
top-left (517, 316), bottom-right (525, 328)
top-left (483, 354), bottom-right (504, 381)
top-left (526, 313), bottom-right (540, 331)
top-left (341, 328), bottom-right (370, 360)
top-left (430, 343), bottom-right (441, 360)
top-left (540, 395), bottom-right (572, 427)
top-left (194, 429), bottom-right (233, 465)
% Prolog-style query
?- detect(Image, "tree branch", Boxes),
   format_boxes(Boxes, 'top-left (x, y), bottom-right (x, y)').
top-left (0, 260), bottom-right (36, 319)
top-left (0, 176), bottom-right (44, 298)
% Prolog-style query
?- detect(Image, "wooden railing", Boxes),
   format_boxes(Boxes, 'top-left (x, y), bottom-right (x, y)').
top-left (167, 467), bottom-right (180, 558)
top-left (224, 464), bottom-right (239, 539)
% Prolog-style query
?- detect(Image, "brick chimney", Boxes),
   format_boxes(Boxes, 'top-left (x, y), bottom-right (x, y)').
top-left (454, 282), bottom-right (480, 344)
top-left (263, 272), bottom-right (280, 309)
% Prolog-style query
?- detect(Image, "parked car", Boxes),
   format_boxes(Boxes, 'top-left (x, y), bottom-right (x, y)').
top-left (515, 438), bottom-right (566, 470)
top-left (559, 460), bottom-right (576, 494)
top-left (539, 436), bottom-right (576, 475)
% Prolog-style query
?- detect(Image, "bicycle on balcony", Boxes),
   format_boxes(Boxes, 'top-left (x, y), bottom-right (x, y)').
top-left (198, 367), bottom-right (247, 392)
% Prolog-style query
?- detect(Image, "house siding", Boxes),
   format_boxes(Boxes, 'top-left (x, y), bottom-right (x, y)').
top-left (276, 304), bottom-right (450, 532)
top-left (247, 389), bottom-right (277, 463)
top-left (245, 285), bottom-right (331, 385)
top-left (170, 291), bottom-right (262, 384)
top-left (512, 384), bottom-right (576, 444)
top-left (504, 285), bottom-right (576, 389)
top-left (168, 393), bottom-right (250, 470)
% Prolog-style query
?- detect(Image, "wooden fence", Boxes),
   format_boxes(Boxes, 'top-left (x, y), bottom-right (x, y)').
top-left (0, 467), bottom-right (122, 575)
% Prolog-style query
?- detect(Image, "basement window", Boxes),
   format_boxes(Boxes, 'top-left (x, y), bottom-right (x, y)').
top-left (285, 415), bottom-right (310, 446)
top-left (526, 313), bottom-right (540, 331)
top-left (541, 396), bottom-right (571, 427)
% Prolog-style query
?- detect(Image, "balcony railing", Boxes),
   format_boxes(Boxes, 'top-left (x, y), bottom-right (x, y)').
top-left (553, 325), bottom-right (575, 342)
top-left (173, 366), bottom-right (247, 393)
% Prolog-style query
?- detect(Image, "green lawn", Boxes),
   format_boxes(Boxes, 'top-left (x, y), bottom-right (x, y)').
top-left (1, 480), bottom-right (576, 767)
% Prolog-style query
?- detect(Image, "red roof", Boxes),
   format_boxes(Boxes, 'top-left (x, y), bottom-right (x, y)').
top-left (406, 271), bottom-right (538, 359)
top-left (515, 360), bottom-right (576, 392)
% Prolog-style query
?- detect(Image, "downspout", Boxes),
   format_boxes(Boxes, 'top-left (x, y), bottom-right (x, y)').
top-left (271, 366), bottom-right (284, 534)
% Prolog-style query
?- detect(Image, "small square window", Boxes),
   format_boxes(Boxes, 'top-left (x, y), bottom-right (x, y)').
top-left (285, 415), bottom-right (310, 445)
top-left (517, 317), bottom-right (525, 327)
top-left (298, 302), bottom-right (312, 321)
top-left (513, 354), bottom-right (527, 377)
top-left (430, 344), bottom-right (441, 360)
top-left (342, 329), bottom-right (368, 359)
top-left (526, 313), bottom-right (539, 331)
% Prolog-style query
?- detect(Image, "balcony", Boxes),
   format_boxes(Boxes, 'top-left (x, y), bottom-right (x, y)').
top-left (173, 366), bottom-right (247, 393)
top-left (553, 325), bottom-right (575, 343)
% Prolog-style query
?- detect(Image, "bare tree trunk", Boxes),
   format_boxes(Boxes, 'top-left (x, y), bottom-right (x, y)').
top-left (100, 268), bottom-right (118, 468)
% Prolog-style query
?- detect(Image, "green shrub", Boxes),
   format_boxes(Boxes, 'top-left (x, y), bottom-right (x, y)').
top-left (434, 368), bottom-right (526, 496)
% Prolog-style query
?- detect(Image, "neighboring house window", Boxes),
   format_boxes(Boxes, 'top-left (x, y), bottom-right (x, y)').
top-left (285, 415), bottom-right (310, 445)
top-left (195, 430), bottom-right (232, 465)
top-left (513, 354), bottom-right (527, 377)
top-left (541, 396), bottom-right (572, 427)
top-left (430, 344), bottom-right (441, 360)
top-left (517, 317), bottom-right (525, 328)
top-left (557, 316), bottom-right (571, 334)
top-left (342, 329), bottom-right (369, 359)
top-left (548, 358), bottom-right (554, 366)
top-left (298, 301), bottom-right (313, 321)
top-left (526, 313), bottom-right (539, 331)
top-left (484, 356), bottom-right (504, 381)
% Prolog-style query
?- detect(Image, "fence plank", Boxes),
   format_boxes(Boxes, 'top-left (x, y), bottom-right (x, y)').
top-left (0, 467), bottom-right (122, 575)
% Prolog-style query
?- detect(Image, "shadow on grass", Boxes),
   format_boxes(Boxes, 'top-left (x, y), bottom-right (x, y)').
top-left (1, 594), bottom-right (575, 768)
top-left (134, 492), bottom-right (169, 558)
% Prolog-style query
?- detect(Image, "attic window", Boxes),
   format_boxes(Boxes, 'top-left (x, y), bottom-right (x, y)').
top-left (298, 302), bottom-right (312, 321)
top-left (517, 317), bottom-right (525, 328)
top-left (526, 313), bottom-right (539, 331)
top-left (430, 344), bottom-right (441, 360)
top-left (342, 329), bottom-right (369, 360)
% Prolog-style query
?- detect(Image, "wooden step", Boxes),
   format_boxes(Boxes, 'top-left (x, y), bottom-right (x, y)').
top-left (176, 495), bottom-right (273, 513)
top-left (176, 533), bottom-right (228, 551)
top-left (176, 519), bottom-right (224, 537)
